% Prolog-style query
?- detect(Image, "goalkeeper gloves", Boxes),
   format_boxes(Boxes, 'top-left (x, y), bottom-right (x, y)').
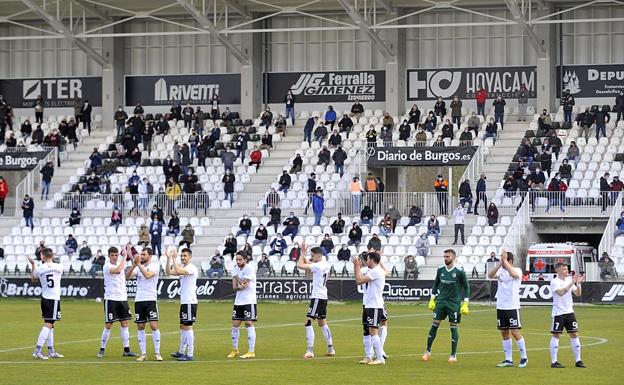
top-left (428, 296), bottom-right (436, 311)
top-left (460, 300), bottom-right (470, 315)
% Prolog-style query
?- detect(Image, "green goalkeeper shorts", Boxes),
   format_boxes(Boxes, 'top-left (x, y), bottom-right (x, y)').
top-left (433, 303), bottom-right (461, 323)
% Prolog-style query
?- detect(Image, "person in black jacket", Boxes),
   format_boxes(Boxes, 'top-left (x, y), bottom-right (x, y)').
top-left (367, 234), bottom-right (382, 251)
top-left (81, 99), bottom-right (93, 134)
top-left (31, 125), bottom-right (44, 145)
top-left (560, 89), bottom-right (575, 124)
top-left (40, 161), bottom-right (54, 200)
top-left (170, 104), bottom-right (182, 120)
top-left (434, 97), bottom-right (446, 117)
top-left (267, 203), bottom-right (281, 232)
top-left (600, 173), bottom-right (611, 212)
top-left (616, 90), bottom-right (624, 126)
top-left (282, 212), bottom-right (300, 239)
top-left (223, 233), bottom-right (237, 259)
top-left (68, 207), bottom-right (81, 226)
top-left (331, 213), bottom-right (345, 234)
top-left (347, 223), bottom-right (362, 246)
top-left (319, 234), bottom-right (334, 256)
top-left (332, 145), bottom-right (347, 176)
top-left (493, 95), bottom-right (506, 130)
top-left (337, 244), bottom-right (351, 261)
top-left (303, 173), bottom-right (316, 215)
top-left (594, 106), bottom-right (610, 140)
top-left (338, 114), bottom-right (353, 133)
top-left (284, 89), bottom-right (295, 126)
top-left (278, 170), bottom-right (292, 193)
top-left (22, 195), bottom-right (34, 229)
top-left (351, 102), bottom-right (364, 117)
top-left (458, 179), bottom-right (473, 212)
top-left (359, 205), bottom-right (374, 226)
top-left (114, 106), bottom-right (128, 138)
top-left (236, 214), bottom-right (253, 237)
top-left (166, 212), bottom-right (180, 236)
top-left (317, 146), bottom-right (331, 171)
top-left (222, 170), bottom-right (235, 204)
top-left (252, 225), bottom-right (269, 247)
top-left (398, 120), bottom-right (411, 141)
top-left (408, 105), bottom-right (421, 125)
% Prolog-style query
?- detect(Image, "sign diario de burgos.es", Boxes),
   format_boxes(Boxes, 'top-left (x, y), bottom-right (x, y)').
top-left (367, 146), bottom-right (478, 167)
top-left (265, 70), bottom-right (385, 103)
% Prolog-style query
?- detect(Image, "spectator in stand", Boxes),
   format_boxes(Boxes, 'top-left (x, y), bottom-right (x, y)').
top-left (548, 131), bottom-right (562, 160)
top-left (263, 187), bottom-right (280, 217)
top-left (365, 125), bottom-right (377, 147)
top-left (5, 132), bottom-right (17, 147)
top-left (312, 189), bottom-right (325, 226)
top-left (380, 124), bottom-right (393, 147)
top-left (257, 254), bottom-right (272, 277)
top-left (39, 161), bottom-right (54, 200)
top-left (181, 104), bottom-right (194, 129)
top-left (386, 205), bottom-right (401, 231)
top-left (320, 234), bottom-right (334, 256)
top-left (155, 116), bottom-right (169, 138)
top-left (487, 202), bottom-right (499, 226)
top-left (249, 145), bottom-right (262, 171)
top-left (68, 207), bottom-right (81, 226)
top-left (170, 103), bottom-right (182, 120)
top-left (558, 159), bottom-right (572, 181)
top-left (561, 89), bottom-right (575, 125)
top-left (485, 117), bottom-right (498, 144)
top-left (89, 148), bottom-right (102, 173)
top-left (540, 139), bottom-right (553, 178)
top-left (0, 176), bottom-right (8, 216)
top-left (207, 251), bottom-right (225, 278)
top-left (518, 138), bottom-right (534, 167)
top-left (22, 195), bottom-right (34, 229)
top-left (475, 87), bottom-right (487, 117)
top-left (473, 174), bottom-right (487, 215)
top-left (367, 234), bottom-right (381, 251)
top-left (114, 106), bottom-right (128, 138)
top-left (364, 172), bottom-right (378, 193)
top-left (314, 122), bottom-right (328, 145)
top-left (236, 214), bottom-right (252, 237)
top-left (382, 111), bottom-right (394, 129)
top-left (222, 170), bottom-right (235, 204)
top-left (517, 83), bottom-right (529, 121)
top-left (289, 153), bottom-right (303, 174)
top-left (424, 112), bottom-right (437, 133)
top-left (503, 176), bottom-right (518, 197)
top-left (616, 90), bottom-right (624, 126)
top-left (614, 212), bottom-right (624, 238)
top-left (378, 214), bottom-right (393, 237)
top-left (149, 218), bottom-right (163, 257)
top-left (324, 106), bottom-right (337, 130)
top-left (138, 224), bottom-right (150, 247)
top-left (415, 126), bottom-right (427, 143)
top-left (441, 119), bottom-right (454, 140)
top-left (317, 146), bottom-right (331, 171)
top-left (260, 107), bottom-right (273, 129)
top-left (598, 252), bottom-right (616, 279)
top-left (546, 173), bottom-right (565, 213)
top-left (20, 119), bottom-right (32, 139)
top-left (282, 212), bottom-right (300, 239)
top-left (81, 99), bottom-right (92, 134)
top-left (223, 233), bottom-right (237, 259)
top-left (427, 215), bottom-right (440, 242)
top-left (260, 131), bottom-right (273, 151)
top-left (303, 173), bottom-right (317, 216)
top-left (303, 116), bottom-right (317, 145)
top-left (595, 106), bottom-right (610, 140)
top-left (194, 107), bottom-right (205, 135)
top-left (64, 234), bottom-right (78, 257)
top-left (31, 124), bottom-right (44, 145)
top-left (284, 89), bottom-right (296, 126)
top-left (398, 119), bottom-right (411, 142)
top-left (359, 205), bottom-right (374, 226)
top-left (288, 242), bottom-right (302, 262)
top-left (210, 93), bottom-right (221, 121)
top-left (611, 176), bottom-right (624, 203)
top-left (434, 174), bottom-right (449, 215)
top-left (235, 128), bottom-right (250, 162)
top-left (415, 233), bottom-right (430, 257)
top-left (350, 177), bottom-right (363, 214)
top-left (331, 213), bottom-right (345, 234)
top-left (179, 224), bottom-right (195, 248)
top-left (450, 96), bottom-right (462, 128)
top-left (267, 203), bottom-right (281, 232)
top-left (252, 224), bottom-right (268, 247)
top-left (575, 107), bottom-right (594, 142)
top-left (88, 250), bottom-right (106, 278)
top-left (269, 234), bottom-right (287, 257)
top-left (459, 127), bottom-right (472, 144)
top-left (338, 114), bottom-right (353, 133)
top-left (459, 179), bottom-right (473, 213)
top-left (405, 205), bottom-right (423, 229)
top-left (348, 223), bottom-right (362, 246)
top-left (433, 136), bottom-right (445, 147)
top-left (277, 170), bottom-right (291, 193)
top-left (133, 101), bottom-right (144, 116)
top-left (34, 95), bottom-right (44, 123)
top-left (221, 147), bottom-right (237, 173)
top-left (601, 173), bottom-right (611, 213)
top-left (78, 241), bottom-right (92, 261)
top-left (404, 255), bottom-right (419, 279)
top-left (538, 109), bottom-right (552, 133)
top-left (110, 206), bottom-right (122, 232)
top-left (434, 97), bottom-right (446, 118)
top-left (452, 203), bottom-right (466, 245)
top-left (328, 130), bottom-right (342, 148)
top-left (351, 101), bottom-right (364, 117)
top-left (567, 141), bottom-right (580, 167)
top-left (332, 145), bottom-right (347, 177)
top-left (337, 244), bottom-right (351, 261)
top-left (408, 104), bottom-right (421, 125)
top-left (150, 205), bottom-right (164, 224)
top-left (493, 95), bottom-right (506, 130)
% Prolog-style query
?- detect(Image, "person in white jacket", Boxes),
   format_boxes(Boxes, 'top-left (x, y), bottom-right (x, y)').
top-left (138, 178), bottom-right (149, 214)
top-left (452, 203), bottom-right (466, 245)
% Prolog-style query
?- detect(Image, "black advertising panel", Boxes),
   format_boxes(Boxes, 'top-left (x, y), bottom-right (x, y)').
top-left (264, 70), bottom-right (386, 103)
top-left (0, 151), bottom-right (51, 170)
top-left (556, 64), bottom-right (624, 98)
top-left (366, 146), bottom-right (478, 167)
top-left (0, 77), bottom-right (102, 107)
top-left (407, 66), bottom-right (537, 101)
top-left (125, 74), bottom-right (241, 106)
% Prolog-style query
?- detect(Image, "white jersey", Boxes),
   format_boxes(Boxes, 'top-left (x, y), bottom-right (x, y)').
top-left (103, 262), bottom-right (127, 301)
top-left (34, 262), bottom-right (63, 300)
top-left (134, 261), bottom-right (160, 302)
top-left (234, 264), bottom-right (256, 305)
top-left (363, 265), bottom-right (385, 309)
top-left (360, 266), bottom-right (369, 305)
top-left (495, 267), bottom-right (522, 310)
top-left (550, 276), bottom-right (577, 316)
top-left (310, 260), bottom-right (330, 300)
top-left (180, 263), bottom-right (198, 305)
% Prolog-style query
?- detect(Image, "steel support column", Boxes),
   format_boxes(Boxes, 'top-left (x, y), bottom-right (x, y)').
top-left (337, 0), bottom-right (394, 60)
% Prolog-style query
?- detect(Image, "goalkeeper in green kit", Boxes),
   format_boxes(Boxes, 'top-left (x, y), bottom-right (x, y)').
top-left (422, 249), bottom-right (470, 363)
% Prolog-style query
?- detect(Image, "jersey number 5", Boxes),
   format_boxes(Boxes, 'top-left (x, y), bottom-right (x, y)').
top-left (45, 275), bottom-right (55, 288)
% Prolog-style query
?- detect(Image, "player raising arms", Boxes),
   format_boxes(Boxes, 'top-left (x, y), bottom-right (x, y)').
top-left (125, 247), bottom-right (162, 362)
top-left (166, 247), bottom-right (198, 362)
top-left (487, 249), bottom-right (528, 368)
top-left (550, 262), bottom-right (585, 368)
top-left (228, 252), bottom-right (257, 359)
top-left (28, 249), bottom-right (64, 360)
top-left (353, 251), bottom-right (386, 366)
top-left (297, 243), bottom-right (335, 359)
top-left (97, 246), bottom-right (137, 358)
top-left (423, 249), bottom-right (470, 363)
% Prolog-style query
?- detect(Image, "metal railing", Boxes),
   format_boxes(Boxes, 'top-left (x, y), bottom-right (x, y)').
top-left (13, 147), bottom-right (57, 211)
top-left (598, 191), bottom-right (624, 256)
top-left (502, 192), bottom-right (530, 261)
top-left (524, 191), bottom-right (618, 217)
top-left (460, 145), bottom-right (484, 187)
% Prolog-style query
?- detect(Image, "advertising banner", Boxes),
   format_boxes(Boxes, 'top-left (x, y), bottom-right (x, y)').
top-left (557, 64), bottom-right (624, 98)
top-left (0, 77), bottom-right (102, 107)
top-left (366, 146), bottom-right (478, 167)
top-left (407, 66), bottom-right (537, 101)
top-left (125, 74), bottom-right (241, 106)
top-left (0, 151), bottom-right (50, 170)
top-left (264, 70), bottom-right (386, 103)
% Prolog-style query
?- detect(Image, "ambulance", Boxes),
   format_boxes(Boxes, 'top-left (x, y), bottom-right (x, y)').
top-left (525, 243), bottom-right (595, 280)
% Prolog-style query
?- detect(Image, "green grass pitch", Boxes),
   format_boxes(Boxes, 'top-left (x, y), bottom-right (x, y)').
top-left (0, 300), bottom-right (621, 385)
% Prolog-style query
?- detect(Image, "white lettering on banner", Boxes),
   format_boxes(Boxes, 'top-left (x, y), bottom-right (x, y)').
top-left (601, 284), bottom-right (624, 301)
top-left (519, 284), bottom-right (553, 300)
top-left (0, 155), bottom-right (40, 169)
top-left (153, 78), bottom-right (219, 103)
top-left (290, 72), bottom-right (377, 98)
top-left (23, 79), bottom-right (83, 100)
top-left (466, 71), bottom-right (535, 95)
top-left (0, 281), bottom-right (89, 298)
top-left (588, 69), bottom-right (624, 81)
top-left (164, 280), bottom-right (216, 299)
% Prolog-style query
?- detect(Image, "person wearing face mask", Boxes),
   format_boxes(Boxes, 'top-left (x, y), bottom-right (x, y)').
top-left (284, 89), bottom-right (296, 126)
top-left (493, 95), bottom-right (506, 130)
top-left (426, 215), bottom-right (440, 242)
top-left (466, 112), bottom-right (480, 136)
top-left (328, 130), bottom-right (342, 148)
top-left (68, 207), bottom-right (81, 226)
top-left (114, 106), bottom-right (128, 138)
top-left (600, 173), bottom-right (611, 213)
top-left (614, 211), bottom-right (624, 238)
top-left (398, 120), bottom-right (411, 141)
top-left (540, 139), bottom-right (553, 178)
top-left (223, 234), bottom-right (238, 259)
top-left (546, 173), bottom-right (565, 213)
top-left (441, 119), bottom-right (454, 140)
top-left (517, 83), bottom-right (529, 121)
top-left (566, 141), bottom-right (580, 167)
top-left (337, 244), bottom-right (351, 261)
top-left (415, 233), bottom-right (430, 257)
top-left (538, 110), bottom-right (552, 132)
top-left (365, 125), bottom-right (378, 148)
top-left (338, 114), bottom-right (353, 133)
top-left (182, 104), bottom-right (194, 129)
top-left (320, 234), bottom-right (335, 256)
top-left (594, 106), bottom-right (610, 140)
top-left (252, 225), bottom-right (268, 247)
top-left (485, 118), bottom-right (498, 143)
top-left (282, 212), bottom-right (300, 239)
top-left (459, 126), bottom-right (472, 144)
top-left (269, 235), bottom-right (287, 257)
top-left (616, 90), bottom-right (624, 126)
top-left (415, 126), bottom-right (427, 143)
top-left (236, 215), bottom-right (252, 237)
top-left (81, 99), bottom-right (93, 135)
top-left (475, 87), bottom-right (487, 117)
top-left (575, 107), bottom-right (594, 142)
top-left (222, 170), bottom-right (236, 204)
top-left (78, 241), bottom-right (92, 261)
top-left (450, 96), bottom-right (462, 128)
top-left (260, 107), bottom-right (273, 129)
top-left (331, 213), bottom-right (346, 234)
top-left (558, 159), bottom-right (572, 181)
top-left (473, 174), bottom-right (487, 215)
top-left (610, 176), bottom-right (624, 205)
top-left (452, 203), bottom-right (466, 245)
top-left (434, 97), bottom-right (446, 118)
top-left (221, 146), bottom-right (237, 172)
top-left (434, 175), bottom-right (449, 215)
top-left (560, 89), bottom-right (575, 125)
top-left (424, 112), bottom-right (437, 133)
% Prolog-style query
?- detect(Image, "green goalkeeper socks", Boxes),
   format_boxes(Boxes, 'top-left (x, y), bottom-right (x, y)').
top-left (450, 326), bottom-right (459, 355)
top-left (426, 323), bottom-right (439, 352)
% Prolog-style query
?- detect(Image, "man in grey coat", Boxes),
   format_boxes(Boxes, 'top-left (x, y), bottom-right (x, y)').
top-left (221, 148), bottom-right (237, 172)
top-left (517, 83), bottom-right (529, 121)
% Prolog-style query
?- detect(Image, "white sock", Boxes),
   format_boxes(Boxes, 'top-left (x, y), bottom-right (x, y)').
top-left (502, 338), bottom-right (512, 362)
top-left (152, 330), bottom-right (161, 354)
top-left (179, 330), bottom-right (187, 354)
top-left (120, 326), bottom-right (130, 349)
top-left (138, 329), bottom-right (147, 355)
top-left (321, 324), bottom-right (333, 348)
top-left (47, 328), bottom-right (55, 353)
top-left (36, 327), bottom-right (50, 351)
top-left (100, 328), bottom-right (111, 350)
top-left (371, 334), bottom-right (384, 363)
top-left (516, 337), bottom-right (527, 359)
top-left (570, 337), bottom-right (581, 362)
top-left (363, 335), bottom-right (372, 358)
top-left (379, 325), bottom-right (388, 349)
top-left (550, 336), bottom-right (559, 364)
top-left (247, 326), bottom-right (256, 353)
top-left (305, 325), bottom-right (315, 352)
top-left (231, 327), bottom-right (240, 350)
top-left (186, 329), bottom-right (195, 357)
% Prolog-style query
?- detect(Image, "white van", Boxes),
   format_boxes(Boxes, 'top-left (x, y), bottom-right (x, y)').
top-left (525, 243), bottom-right (595, 280)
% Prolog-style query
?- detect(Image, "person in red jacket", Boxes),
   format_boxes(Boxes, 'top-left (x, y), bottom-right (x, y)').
top-left (249, 145), bottom-right (262, 171)
top-left (475, 87), bottom-right (487, 117)
top-left (0, 176), bottom-right (8, 216)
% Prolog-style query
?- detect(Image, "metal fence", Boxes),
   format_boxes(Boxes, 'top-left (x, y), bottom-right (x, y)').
top-left (13, 147), bottom-right (57, 211)
top-left (502, 193), bottom-right (530, 261)
top-left (598, 191), bottom-right (623, 256)
top-left (524, 191), bottom-right (619, 217)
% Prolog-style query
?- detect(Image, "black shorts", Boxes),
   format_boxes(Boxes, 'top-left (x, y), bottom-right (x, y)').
top-left (134, 301), bottom-right (159, 323)
top-left (104, 300), bottom-right (131, 323)
top-left (306, 298), bottom-right (328, 319)
top-left (41, 298), bottom-right (61, 322)
top-left (497, 309), bottom-right (522, 330)
top-left (180, 303), bottom-right (198, 325)
top-left (362, 307), bottom-right (387, 328)
top-left (551, 313), bottom-right (579, 334)
top-left (232, 304), bottom-right (257, 321)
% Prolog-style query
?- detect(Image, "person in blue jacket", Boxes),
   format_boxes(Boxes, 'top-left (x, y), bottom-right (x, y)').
top-left (312, 189), bottom-right (325, 226)
top-left (304, 116), bottom-right (317, 145)
top-left (324, 106), bottom-right (337, 131)
top-left (149, 218), bottom-right (163, 257)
